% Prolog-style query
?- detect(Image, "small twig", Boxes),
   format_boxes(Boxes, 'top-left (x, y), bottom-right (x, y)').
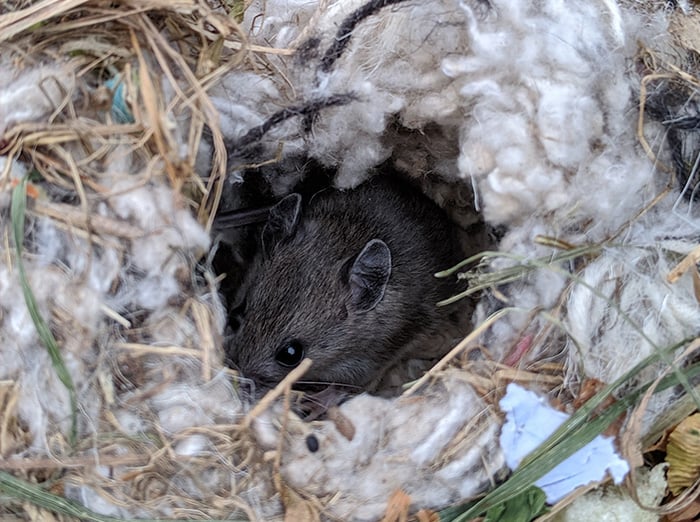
top-left (242, 358), bottom-right (313, 429)
top-left (667, 244), bottom-right (700, 284)
top-left (33, 199), bottom-right (145, 239)
top-left (0, 453), bottom-right (149, 471)
top-left (0, 0), bottom-right (90, 41)
top-left (403, 309), bottom-right (511, 397)
top-left (99, 304), bottom-right (131, 328)
top-left (191, 299), bottom-right (216, 381)
top-left (113, 342), bottom-right (202, 358)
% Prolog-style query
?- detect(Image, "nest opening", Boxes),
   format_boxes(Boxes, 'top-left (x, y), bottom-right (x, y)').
top-left (212, 151), bottom-right (494, 400)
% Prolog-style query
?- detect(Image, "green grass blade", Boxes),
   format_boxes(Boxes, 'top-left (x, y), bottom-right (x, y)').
top-left (0, 470), bottom-right (249, 522)
top-left (10, 176), bottom-right (78, 445)
top-left (0, 470), bottom-right (121, 522)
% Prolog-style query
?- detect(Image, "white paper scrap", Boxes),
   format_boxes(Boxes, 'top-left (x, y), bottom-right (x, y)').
top-left (499, 383), bottom-right (630, 503)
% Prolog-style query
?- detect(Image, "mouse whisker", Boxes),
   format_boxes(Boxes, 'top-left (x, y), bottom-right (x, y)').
top-left (296, 380), bottom-right (364, 391)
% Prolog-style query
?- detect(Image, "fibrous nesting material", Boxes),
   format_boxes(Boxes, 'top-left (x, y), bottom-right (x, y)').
top-left (254, 372), bottom-right (503, 521)
top-left (1, 0), bottom-right (700, 521)
top-left (0, 11), bottom-right (265, 518)
top-left (0, 58), bottom-right (216, 447)
top-left (565, 200), bottom-right (700, 398)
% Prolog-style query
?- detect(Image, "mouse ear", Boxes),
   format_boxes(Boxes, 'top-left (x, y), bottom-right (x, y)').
top-left (262, 193), bottom-right (302, 258)
top-left (349, 239), bottom-right (392, 313)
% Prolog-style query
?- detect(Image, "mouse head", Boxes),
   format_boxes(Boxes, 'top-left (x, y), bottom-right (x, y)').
top-left (227, 192), bottom-right (395, 390)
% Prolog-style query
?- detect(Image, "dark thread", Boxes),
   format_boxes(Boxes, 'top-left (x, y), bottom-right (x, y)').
top-left (318, 0), bottom-right (412, 74)
top-left (296, 36), bottom-right (322, 63)
top-left (229, 93), bottom-right (356, 152)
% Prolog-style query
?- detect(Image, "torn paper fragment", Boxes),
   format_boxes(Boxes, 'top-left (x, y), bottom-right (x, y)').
top-left (499, 383), bottom-right (629, 503)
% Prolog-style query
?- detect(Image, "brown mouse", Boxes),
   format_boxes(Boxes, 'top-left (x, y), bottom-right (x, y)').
top-left (224, 175), bottom-right (474, 392)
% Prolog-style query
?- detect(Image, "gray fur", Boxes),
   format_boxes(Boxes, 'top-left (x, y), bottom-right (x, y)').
top-left (226, 176), bottom-right (473, 390)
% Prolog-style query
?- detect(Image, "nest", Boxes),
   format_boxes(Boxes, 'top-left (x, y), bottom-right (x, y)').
top-left (1, 1), bottom-right (700, 521)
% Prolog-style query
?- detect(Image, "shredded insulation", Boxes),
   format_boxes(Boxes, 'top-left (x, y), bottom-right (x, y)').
top-left (0, 0), bottom-right (699, 521)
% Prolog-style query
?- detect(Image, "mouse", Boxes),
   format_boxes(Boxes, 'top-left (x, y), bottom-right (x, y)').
top-left (224, 175), bottom-right (476, 392)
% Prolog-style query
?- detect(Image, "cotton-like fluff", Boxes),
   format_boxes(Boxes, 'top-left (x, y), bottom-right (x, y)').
top-left (0, 60), bottom-right (75, 136)
top-left (437, 1), bottom-right (680, 367)
top-left (0, 263), bottom-right (100, 450)
top-left (234, 0), bottom-right (474, 188)
top-left (200, 71), bottom-right (306, 182)
top-left (0, 70), bottom-right (88, 450)
top-left (65, 371), bottom-right (249, 519)
top-left (446, 1), bottom-right (658, 230)
top-left (0, 66), bottom-right (228, 484)
top-left (0, 155), bottom-right (221, 449)
top-left (0, 144), bottom-right (107, 451)
top-left (253, 372), bottom-right (504, 521)
top-left (235, 0), bottom-right (657, 219)
top-left (564, 197), bottom-right (700, 424)
top-left (0, 154), bottom-right (246, 514)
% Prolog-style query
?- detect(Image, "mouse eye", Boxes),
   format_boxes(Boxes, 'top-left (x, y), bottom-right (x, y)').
top-left (275, 340), bottom-right (305, 368)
